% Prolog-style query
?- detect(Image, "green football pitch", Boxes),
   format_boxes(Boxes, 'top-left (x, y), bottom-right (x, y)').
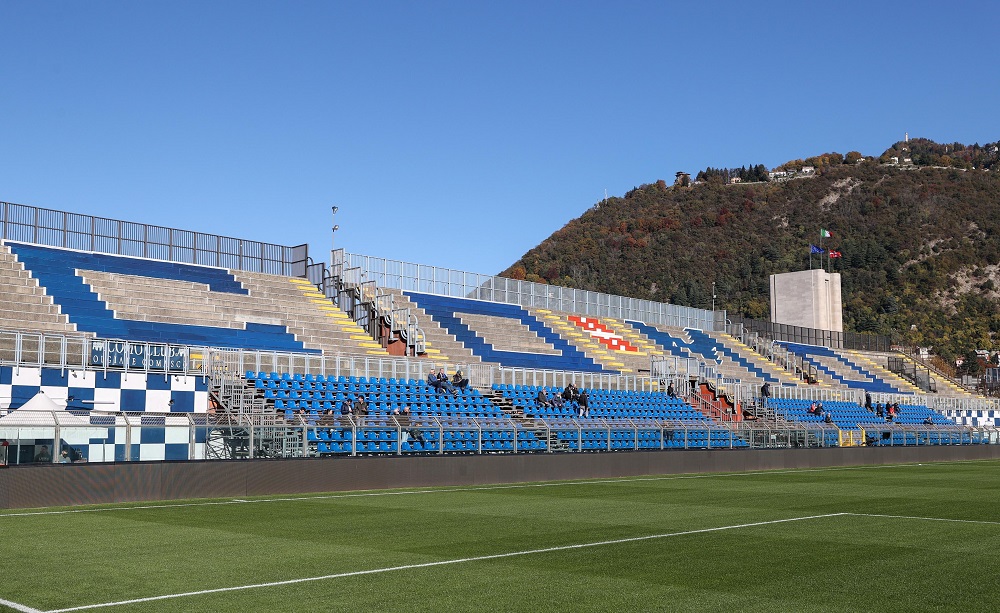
top-left (2, 460), bottom-right (999, 613)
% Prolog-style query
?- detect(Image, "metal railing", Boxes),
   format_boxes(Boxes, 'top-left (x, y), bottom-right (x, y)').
top-left (728, 315), bottom-right (892, 352)
top-left (0, 200), bottom-right (301, 275)
top-left (341, 251), bottom-right (724, 331)
top-left (0, 329), bottom-right (208, 376)
top-left (4, 408), bottom-right (992, 465)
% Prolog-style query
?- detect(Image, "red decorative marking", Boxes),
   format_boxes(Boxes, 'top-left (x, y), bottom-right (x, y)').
top-left (566, 315), bottom-right (639, 352)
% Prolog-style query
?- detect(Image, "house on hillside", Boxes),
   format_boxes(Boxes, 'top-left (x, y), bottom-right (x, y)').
top-left (801, 166), bottom-right (815, 176)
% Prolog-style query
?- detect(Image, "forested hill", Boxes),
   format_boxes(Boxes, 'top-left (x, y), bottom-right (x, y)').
top-left (501, 139), bottom-right (1000, 362)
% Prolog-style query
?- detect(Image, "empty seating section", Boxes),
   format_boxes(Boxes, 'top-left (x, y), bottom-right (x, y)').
top-left (8, 242), bottom-right (317, 353)
top-left (230, 272), bottom-right (389, 356)
top-left (404, 292), bottom-right (606, 372)
top-left (0, 243), bottom-right (78, 334)
top-left (627, 320), bottom-right (781, 385)
top-left (781, 343), bottom-right (903, 393)
top-left (840, 350), bottom-right (924, 395)
top-left (703, 331), bottom-right (800, 385)
top-left (532, 311), bottom-right (656, 373)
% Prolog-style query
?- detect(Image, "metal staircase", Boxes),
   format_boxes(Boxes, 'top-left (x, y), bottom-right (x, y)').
top-left (206, 361), bottom-right (304, 459)
top-left (325, 248), bottom-right (425, 355)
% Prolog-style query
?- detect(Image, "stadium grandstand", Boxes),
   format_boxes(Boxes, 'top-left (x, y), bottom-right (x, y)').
top-left (0, 199), bottom-right (998, 467)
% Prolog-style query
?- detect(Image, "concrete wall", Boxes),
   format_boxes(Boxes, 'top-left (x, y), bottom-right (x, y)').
top-left (3, 445), bottom-right (999, 510)
top-left (770, 269), bottom-right (843, 333)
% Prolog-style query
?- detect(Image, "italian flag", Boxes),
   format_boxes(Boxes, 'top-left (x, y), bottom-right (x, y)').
top-left (820, 229), bottom-right (832, 238)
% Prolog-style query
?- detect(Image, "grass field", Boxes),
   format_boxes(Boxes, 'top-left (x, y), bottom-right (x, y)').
top-left (2, 461), bottom-right (1000, 613)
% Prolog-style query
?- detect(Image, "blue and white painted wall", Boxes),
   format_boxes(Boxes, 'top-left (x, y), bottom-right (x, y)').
top-left (0, 366), bottom-right (209, 463)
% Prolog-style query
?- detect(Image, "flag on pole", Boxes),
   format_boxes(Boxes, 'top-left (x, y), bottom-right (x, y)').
top-left (810, 245), bottom-right (825, 254)
top-left (820, 229), bottom-right (833, 238)
top-left (829, 250), bottom-right (842, 258)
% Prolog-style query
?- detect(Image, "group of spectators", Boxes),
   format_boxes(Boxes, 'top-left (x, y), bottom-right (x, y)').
top-left (427, 368), bottom-right (468, 395)
top-left (864, 392), bottom-right (903, 422)
top-left (28, 444), bottom-right (85, 464)
top-left (808, 402), bottom-right (834, 424)
top-left (535, 383), bottom-right (590, 418)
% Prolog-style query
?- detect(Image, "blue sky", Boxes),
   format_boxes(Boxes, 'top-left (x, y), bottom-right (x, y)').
top-left (2, 1), bottom-right (998, 276)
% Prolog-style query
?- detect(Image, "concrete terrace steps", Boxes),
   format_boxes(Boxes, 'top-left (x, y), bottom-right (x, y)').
top-left (707, 332), bottom-right (801, 386)
top-left (233, 272), bottom-right (390, 357)
top-left (809, 354), bottom-right (878, 385)
top-left (457, 312), bottom-right (561, 355)
top-left (402, 292), bottom-right (603, 372)
top-left (531, 310), bottom-right (629, 371)
top-left (529, 310), bottom-right (660, 374)
top-left (780, 343), bottom-right (903, 394)
top-left (385, 289), bottom-right (479, 364)
top-left (0, 243), bottom-right (77, 334)
top-left (843, 351), bottom-right (928, 395)
top-left (76, 264), bottom-right (389, 357)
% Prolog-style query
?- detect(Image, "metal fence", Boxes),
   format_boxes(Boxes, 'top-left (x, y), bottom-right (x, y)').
top-left (729, 314), bottom-right (893, 352)
top-left (341, 251), bottom-right (723, 331)
top-left (3, 409), bottom-right (992, 466)
top-left (0, 200), bottom-right (301, 275)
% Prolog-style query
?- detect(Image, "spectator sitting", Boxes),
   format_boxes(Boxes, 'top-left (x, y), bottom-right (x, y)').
top-left (427, 370), bottom-right (444, 393)
top-left (563, 383), bottom-right (579, 403)
top-left (451, 369), bottom-right (469, 390)
top-left (923, 415), bottom-right (934, 425)
top-left (823, 412), bottom-right (833, 424)
top-left (404, 427), bottom-right (425, 445)
top-left (436, 369), bottom-right (457, 394)
top-left (34, 445), bottom-right (52, 463)
top-left (551, 393), bottom-right (565, 409)
top-left (875, 403), bottom-right (884, 418)
top-left (667, 382), bottom-right (675, 398)
top-left (59, 449), bottom-right (71, 464)
top-left (809, 402), bottom-right (819, 416)
top-left (536, 388), bottom-right (551, 408)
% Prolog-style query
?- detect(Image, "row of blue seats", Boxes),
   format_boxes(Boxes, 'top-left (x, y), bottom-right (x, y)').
top-left (767, 399), bottom-right (956, 429)
top-left (252, 379), bottom-right (477, 394)
top-left (266, 390), bottom-right (489, 406)
top-left (248, 372), bottom-right (431, 386)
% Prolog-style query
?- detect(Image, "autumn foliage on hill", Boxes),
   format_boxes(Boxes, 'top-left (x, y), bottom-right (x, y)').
top-left (501, 139), bottom-right (1000, 361)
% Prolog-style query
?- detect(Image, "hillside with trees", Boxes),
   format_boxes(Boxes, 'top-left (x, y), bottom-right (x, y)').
top-left (501, 139), bottom-right (1000, 363)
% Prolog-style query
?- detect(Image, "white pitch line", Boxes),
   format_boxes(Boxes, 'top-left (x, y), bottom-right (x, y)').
top-left (43, 513), bottom-right (846, 612)
top-left (844, 512), bottom-right (1000, 526)
top-left (0, 596), bottom-right (44, 613)
top-left (0, 460), bottom-right (980, 520)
